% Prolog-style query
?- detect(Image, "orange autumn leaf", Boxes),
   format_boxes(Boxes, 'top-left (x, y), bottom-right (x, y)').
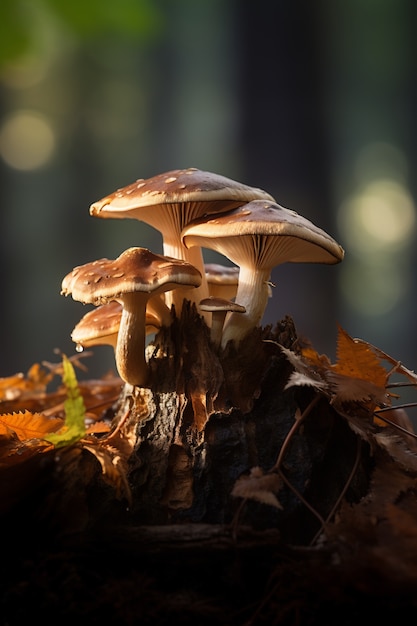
top-left (333, 325), bottom-right (388, 388)
top-left (0, 363), bottom-right (54, 402)
top-left (301, 347), bottom-right (332, 369)
top-left (286, 329), bottom-right (390, 408)
top-left (25, 362), bottom-right (55, 390)
top-left (0, 411), bottom-right (64, 441)
top-left (85, 420), bottom-right (111, 435)
top-left (0, 373), bottom-right (29, 402)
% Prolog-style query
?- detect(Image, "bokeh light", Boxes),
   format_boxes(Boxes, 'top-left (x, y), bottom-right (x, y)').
top-left (0, 110), bottom-right (56, 170)
top-left (338, 178), bottom-right (415, 255)
top-left (337, 165), bottom-right (415, 318)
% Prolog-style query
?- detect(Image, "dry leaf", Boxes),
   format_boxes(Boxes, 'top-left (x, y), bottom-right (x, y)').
top-left (334, 325), bottom-right (388, 388)
top-left (0, 411), bottom-right (63, 441)
top-left (0, 364), bottom-right (54, 402)
top-left (284, 371), bottom-right (328, 393)
top-left (231, 466), bottom-right (283, 509)
top-left (327, 371), bottom-right (389, 406)
top-left (83, 442), bottom-right (131, 501)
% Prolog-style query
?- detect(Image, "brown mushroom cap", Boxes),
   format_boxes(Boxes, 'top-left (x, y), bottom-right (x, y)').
top-left (89, 168), bottom-right (275, 314)
top-left (90, 168), bottom-right (275, 220)
top-left (61, 247), bottom-right (202, 305)
top-left (183, 201), bottom-right (344, 267)
top-left (62, 247), bottom-right (202, 386)
top-left (183, 200), bottom-right (344, 346)
top-left (71, 301), bottom-right (122, 349)
top-left (71, 301), bottom-right (162, 351)
top-left (199, 296), bottom-right (246, 315)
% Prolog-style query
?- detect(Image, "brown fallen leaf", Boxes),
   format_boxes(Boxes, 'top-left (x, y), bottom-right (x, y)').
top-left (232, 466), bottom-right (283, 509)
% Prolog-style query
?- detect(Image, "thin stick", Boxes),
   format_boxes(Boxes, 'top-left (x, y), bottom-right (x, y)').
top-left (372, 411), bottom-right (417, 439)
top-left (270, 394), bottom-right (321, 473)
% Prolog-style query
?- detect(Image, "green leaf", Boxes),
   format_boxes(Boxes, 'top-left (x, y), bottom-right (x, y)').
top-left (45, 354), bottom-right (86, 448)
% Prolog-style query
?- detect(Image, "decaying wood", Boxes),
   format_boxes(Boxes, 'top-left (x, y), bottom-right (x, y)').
top-left (2, 305), bottom-right (417, 624)
top-left (91, 304), bottom-right (369, 539)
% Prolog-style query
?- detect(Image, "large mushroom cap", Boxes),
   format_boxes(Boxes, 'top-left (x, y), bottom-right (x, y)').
top-left (61, 247), bottom-right (202, 305)
top-left (182, 200), bottom-right (344, 267)
top-left (89, 168), bottom-right (275, 221)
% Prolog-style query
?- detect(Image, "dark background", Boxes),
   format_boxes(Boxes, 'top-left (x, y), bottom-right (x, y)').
top-left (0, 0), bottom-right (416, 382)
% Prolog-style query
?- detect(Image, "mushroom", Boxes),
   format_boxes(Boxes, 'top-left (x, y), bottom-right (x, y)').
top-left (182, 200), bottom-right (344, 348)
top-left (71, 301), bottom-right (122, 351)
top-left (199, 297), bottom-right (246, 350)
top-left (204, 262), bottom-right (273, 302)
top-left (204, 263), bottom-right (240, 301)
top-left (61, 247), bottom-right (202, 387)
top-left (89, 168), bottom-right (275, 315)
top-left (71, 301), bottom-right (163, 352)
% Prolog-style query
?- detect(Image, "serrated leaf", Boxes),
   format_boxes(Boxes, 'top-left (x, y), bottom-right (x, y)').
top-left (334, 325), bottom-right (388, 387)
top-left (0, 410), bottom-right (63, 441)
top-left (284, 371), bottom-right (328, 393)
top-left (44, 355), bottom-right (86, 448)
top-left (327, 372), bottom-right (389, 405)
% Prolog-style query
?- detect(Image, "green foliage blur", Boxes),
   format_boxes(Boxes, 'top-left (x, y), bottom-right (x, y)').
top-left (0, 0), bottom-right (163, 66)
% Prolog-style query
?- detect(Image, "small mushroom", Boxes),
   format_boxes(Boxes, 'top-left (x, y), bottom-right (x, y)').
top-left (71, 301), bottom-right (122, 351)
top-left (71, 301), bottom-right (163, 352)
top-left (89, 168), bottom-right (274, 315)
top-left (61, 247), bottom-right (202, 387)
top-left (199, 297), bottom-right (246, 350)
top-left (183, 200), bottom-right (344, 347)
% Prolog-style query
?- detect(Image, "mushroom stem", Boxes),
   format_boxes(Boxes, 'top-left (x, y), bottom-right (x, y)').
top-left (147, 294), bottom-right (172, 327)
top-left (221, 266), bottom-right (271, 348)
top-left (209, 311), bottom-right (228, 350)
top-left (115, 293), bottom-right (149, 387)
top-left (163, 239), bottom-right (210, 320)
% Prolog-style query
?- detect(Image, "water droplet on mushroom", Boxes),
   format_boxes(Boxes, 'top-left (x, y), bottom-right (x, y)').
top-left (75, 343), bottom-right (84, 352)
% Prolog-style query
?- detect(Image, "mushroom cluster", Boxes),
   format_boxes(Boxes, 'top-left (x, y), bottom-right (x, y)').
top-left (61, 167), bottom-right (344, 388)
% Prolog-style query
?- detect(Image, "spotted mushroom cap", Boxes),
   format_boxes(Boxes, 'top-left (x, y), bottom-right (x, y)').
top-left (71, 301), bottom-right (162, 349)
top-left (61, 247), bottom-right (202, 305)
top-left (71, 301), bottom-right (122, 348)
top-left (89, 168), bottom-right (275, 229)
top-left (182, 200), bottom-right (345, 268)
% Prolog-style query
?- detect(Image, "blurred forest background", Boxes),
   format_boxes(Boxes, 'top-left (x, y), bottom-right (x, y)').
top-left (0, 0), bottom-right (416, 383)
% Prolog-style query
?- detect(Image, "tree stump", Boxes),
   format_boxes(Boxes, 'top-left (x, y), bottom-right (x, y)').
top-left (107, 303), bottom-right (371, 543)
